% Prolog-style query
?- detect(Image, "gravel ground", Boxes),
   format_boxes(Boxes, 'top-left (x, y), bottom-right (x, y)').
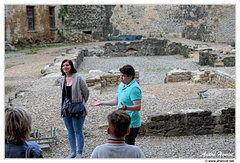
top-left (5, 39), bottom-right (235, 159)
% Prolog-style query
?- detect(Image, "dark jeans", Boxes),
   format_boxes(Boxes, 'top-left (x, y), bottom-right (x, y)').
top-left (125, 127), bottom-right (140, 145)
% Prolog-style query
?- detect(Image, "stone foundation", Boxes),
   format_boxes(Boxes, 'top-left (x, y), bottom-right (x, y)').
top-left (165, 68), bottom-right (235, 88)
top-left (102, 38), bottom-right (190, 58)
top-left (140, 106), bottom-right (235, 136)
top-left (199, 51), bottom-right (235, 67)
top-left (85, 70), bottom-right (139, 87)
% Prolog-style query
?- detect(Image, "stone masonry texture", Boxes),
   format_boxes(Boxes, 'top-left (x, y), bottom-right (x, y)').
top-left (5, 5), bottom-right (235, 46)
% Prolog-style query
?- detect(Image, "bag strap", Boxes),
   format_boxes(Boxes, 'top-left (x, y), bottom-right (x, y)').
top-left (25, 146), bottom-right (33, 158)
top-left (64, 77), bottom-right (67, 95)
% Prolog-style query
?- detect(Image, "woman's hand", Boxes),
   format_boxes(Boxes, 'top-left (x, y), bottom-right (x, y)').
top-left (118, 102), bottom-right (127, 110)
top-left (90, 99), bottom-right (102, 106)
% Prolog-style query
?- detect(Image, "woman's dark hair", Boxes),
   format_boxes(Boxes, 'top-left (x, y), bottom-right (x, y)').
top-left (60, 59), bottom-right (77, 76)
top-left (119, 64), bottom-right (135, 79)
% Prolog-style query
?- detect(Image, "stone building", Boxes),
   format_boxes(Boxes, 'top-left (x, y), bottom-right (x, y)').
top-left (5, 5), bottom-right (235, 47)
top-left (5, 5), bottom-right (61, 46)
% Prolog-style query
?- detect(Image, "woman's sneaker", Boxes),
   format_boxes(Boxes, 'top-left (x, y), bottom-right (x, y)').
top-left (75, 154), bottom-right (84, 158)
top-left (66, 154), bottom-right (76, 158)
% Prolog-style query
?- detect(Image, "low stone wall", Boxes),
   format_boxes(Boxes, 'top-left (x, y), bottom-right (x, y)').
top-left (199, 51), bottom-right (235, 67)
top-left (75, 48), bottom-right (88, 68)
top-left (102, 38), bottom-right (190, 58)
top-left (165, 68), bottom-right (235, 88)
top-left (165, 68), bottom-right (191, 82)
top-left (140, 107), bottom-right (235, 137)
top-left (86, 70), bottom-right (139, 87)
top-left (208, 70), bottom-right (235, 89)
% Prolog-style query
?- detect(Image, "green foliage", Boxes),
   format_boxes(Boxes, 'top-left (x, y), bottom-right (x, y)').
top-left (58, 5), bottom-right (68, 22)
top-left (26, 48), bottom-right (38, 55)
top-left (57, 29), bottom-right (66, 41)
top-left (15, 42), bottom-right (83, 55)
top-left (230, 41), bottom-right (235, 48)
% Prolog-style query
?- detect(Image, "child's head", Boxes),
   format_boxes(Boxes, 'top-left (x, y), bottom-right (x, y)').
top-left (5, 107), bottom-right (32, 144)
top-left (107, 110), bottom-right (131, 138)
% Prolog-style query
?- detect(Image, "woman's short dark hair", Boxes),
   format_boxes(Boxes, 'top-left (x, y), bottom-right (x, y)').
top-left (61, 59), bottom-right (77, 76)
top-left (107, 110), bottom-right (131, 138)
top-left (119, 65), bottom-right (135, 79)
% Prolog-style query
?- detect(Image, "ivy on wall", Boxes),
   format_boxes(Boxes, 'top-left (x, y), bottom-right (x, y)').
top-left (57, 5), bottom-right (68, 42)
top-left (58, 5), bottom-right (68, 22)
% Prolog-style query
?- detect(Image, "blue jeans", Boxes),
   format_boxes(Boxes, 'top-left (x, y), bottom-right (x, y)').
top-left (63, 116), bottom-right (85, 154)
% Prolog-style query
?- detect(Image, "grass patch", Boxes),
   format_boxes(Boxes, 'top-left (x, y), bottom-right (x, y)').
top-left (15, 42), bottom-right (84, 55)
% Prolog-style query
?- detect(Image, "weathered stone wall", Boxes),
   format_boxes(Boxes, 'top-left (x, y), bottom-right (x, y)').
top-left (59, 5), bottom-right (235, 43)
top-left (199, 51), bottom-right (235, 67)
top-left (103, 38), bottom-right (190, 57)
top-left (210, 70), bottom-right (235, 89)
top-left (85, 70), bottom-right (139, 88)
top-left (110, 5), bottom-right (235, 43)
top-left (165, 68), bottom-right (191, 82)
top-left (165, 68), bottom-right (235, 88)
top-left (5, 5), bottom-right (235, 46)
top-left (5, 5), bottom-right (60, 47)
top-left (62, 5), bottom-right (114, 42)
top-left (140, 107), bottom-right (235, 136)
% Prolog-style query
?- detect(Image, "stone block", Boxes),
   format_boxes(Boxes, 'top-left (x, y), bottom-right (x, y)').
top-left (221, 106), bottom-right (235, 114)
top-left (148, 113), bottom-right (170, 122)
top-left (182, 109), bottom-right (211, 117)
top-left (203, 116), bottom-right (213, 126)
top-left (169, 112), bottom-right (186, 119)
top-left (188, 116), bottom-right (204, 126)
top-left (165, 127), bottom-right (192, 137)
top-left (214, 124), bottom-right (225, 133)
top-left (195, 127), bottom-right (213, 135)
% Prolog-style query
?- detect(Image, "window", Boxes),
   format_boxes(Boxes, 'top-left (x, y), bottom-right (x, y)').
top-left (27, 6), bottom-right (34, 30)
top-left (49, 7), bottom-right (55, 28)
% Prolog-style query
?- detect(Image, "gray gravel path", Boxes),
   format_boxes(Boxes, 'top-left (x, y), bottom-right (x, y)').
top-left (80, 55), bottom-right (198, 84)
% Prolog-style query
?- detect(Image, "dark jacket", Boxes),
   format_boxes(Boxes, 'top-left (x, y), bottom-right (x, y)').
top-left (5, 142), bottom-right (43, 158)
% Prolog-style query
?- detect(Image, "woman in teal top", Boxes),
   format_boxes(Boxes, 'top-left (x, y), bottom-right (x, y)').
top-left (90, 65), bottom-right (142, 145)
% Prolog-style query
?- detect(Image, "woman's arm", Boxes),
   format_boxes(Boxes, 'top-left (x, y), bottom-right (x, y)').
top-left (90, 94), bottom-right (118, 106)
top-left (118, 100), bottom-right (141, 111)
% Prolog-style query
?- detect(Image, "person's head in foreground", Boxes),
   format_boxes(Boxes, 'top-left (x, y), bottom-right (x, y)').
top-left (90, 110), bottom-right (145, 158)
top-left (5, 107), bottom-right (43, 158)
top-left (5, 107), bottom-right (32, 144)
top-left (107, 110), bottom-right (131, 139)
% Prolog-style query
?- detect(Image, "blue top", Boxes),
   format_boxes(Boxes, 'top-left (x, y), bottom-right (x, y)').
top-left (117, 79), bottom-right (142, 128)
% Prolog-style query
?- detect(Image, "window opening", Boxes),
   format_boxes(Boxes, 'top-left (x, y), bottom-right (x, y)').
top-left (83, 31), bottom-right (92, 34)
top-left (27, 6), bottom-right (34, 30)
top-left (49, 7), bottom-right (55, 28)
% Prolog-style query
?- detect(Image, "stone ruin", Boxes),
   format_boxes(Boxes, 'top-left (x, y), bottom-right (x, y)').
top-left (199, 50), bottom-right (235, 67)
top-left (41, 39), bottom-right (235, 138)
top-left (140, 107), bottom-right (235, 136)
top-left (165, 68), bottom-right (235, 89)
top-left (85, 70), bottom-right (139, 88)
top-left (102, 38), bottom-right (190, 58)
